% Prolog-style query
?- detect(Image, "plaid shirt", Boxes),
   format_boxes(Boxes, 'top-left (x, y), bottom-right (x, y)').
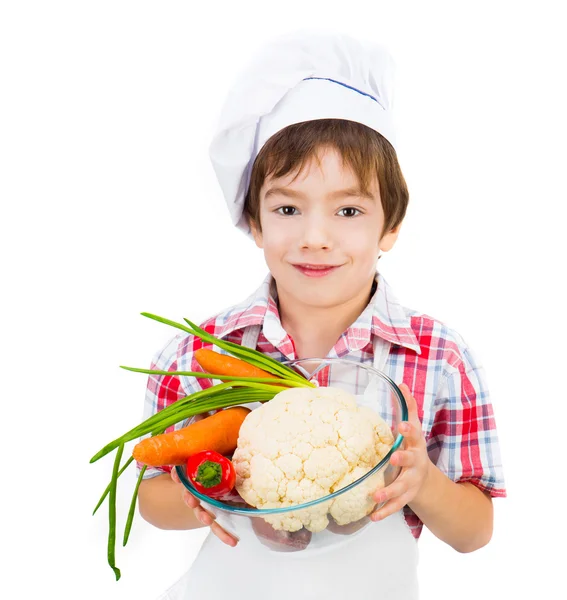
top-left (138, 271), bottom-right (506, 539)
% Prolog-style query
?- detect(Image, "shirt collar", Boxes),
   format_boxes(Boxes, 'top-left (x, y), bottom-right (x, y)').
top-left (370, 272), bottom-right (422, 354)
top-left (213, 271), bottom-right (421, 355)
top-left (212, 272), bottom-right (275, 339)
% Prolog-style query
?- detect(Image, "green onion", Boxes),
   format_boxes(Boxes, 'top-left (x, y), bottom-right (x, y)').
top-left (90, 383), bottom-right (238, 463)
top-left (94, 311), bottom-right (314, 580)
top-left (93, 456), bottom-right (134, 516)
top-left (123, 463), bottom-right (147, 546)
top-left (183, 316), bottom-right (307, 383)
top-left (108, 443), bottom-right (124, 581)
top-left (90, 385), bottom-right (285, 464)
top-left (119, 366), bottom-right (311, 388)
top-left (139, 312), bottom-right (306, 384)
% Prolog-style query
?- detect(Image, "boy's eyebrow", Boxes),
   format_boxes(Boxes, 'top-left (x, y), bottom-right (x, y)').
top-left (264, 186), bottom-right (375, 201)
top-left (264, 187), bottom-right (306, 200)
top-left (329, 187), bottom-right (375, 201)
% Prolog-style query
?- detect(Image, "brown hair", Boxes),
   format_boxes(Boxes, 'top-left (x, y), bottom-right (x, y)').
top-left (243, 119), bottom-right (409, 240)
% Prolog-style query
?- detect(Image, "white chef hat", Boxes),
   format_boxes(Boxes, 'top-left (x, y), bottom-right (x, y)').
top-left (208, 30), bottom-right (399, 239)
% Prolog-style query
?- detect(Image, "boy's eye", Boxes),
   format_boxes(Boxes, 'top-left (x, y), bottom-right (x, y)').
top-left (338, 207), bottom-right (361, 218)
top-left (276, 206), bottom-right (298, 216)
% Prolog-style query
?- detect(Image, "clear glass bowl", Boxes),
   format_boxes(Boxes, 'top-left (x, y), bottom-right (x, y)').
top-left (175, 357), bottom-right (407, 553)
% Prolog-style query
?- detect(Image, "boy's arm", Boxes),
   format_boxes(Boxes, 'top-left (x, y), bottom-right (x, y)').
top-left (409, 463), bottom-right (493, 553)
top-left (138, 473), bottom-right (205, 530)
top-left (138, 470), bottom-right (239, 546)
top-left (371, 384), bottom-right (496, 553)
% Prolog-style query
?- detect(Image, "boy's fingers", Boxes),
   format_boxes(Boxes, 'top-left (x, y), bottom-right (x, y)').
top-left (182, 490), bottom-right (199, 509)
top-left (398, 383), bottom-right (423, 437)
top-left (211, 521), bottom-right (238, 546)
top-left (195, 507), bottom-right (213, 526)
top-left (186, 500), bottom-right (234, 545)
top-left (373, 478), bottom-right (407, 504)
top-left (192, 505), bottom-right (238, 546)
top-left (390, 449), bottom-right (414, 468)
top-left (399, 384), bottom-right (418, 420)
top-left (371, 492), bottom-right (410, 522)
top-left (398, 421), bottom-right (421, 446)
top-left (170, 467), bottom-right (179, 483)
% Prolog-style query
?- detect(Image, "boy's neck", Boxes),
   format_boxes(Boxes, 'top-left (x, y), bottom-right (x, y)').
top-left (275, 277), bottom-right (377, 359)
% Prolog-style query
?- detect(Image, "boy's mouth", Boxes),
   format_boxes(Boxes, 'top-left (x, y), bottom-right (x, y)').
top-left (292, 263), bottom-right (342, 278)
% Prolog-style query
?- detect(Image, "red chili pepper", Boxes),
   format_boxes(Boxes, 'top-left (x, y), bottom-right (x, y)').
top-left (186, 450), bottom-right (236, 499)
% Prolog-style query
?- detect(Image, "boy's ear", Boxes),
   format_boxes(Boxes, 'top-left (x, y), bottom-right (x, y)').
top-left (249, 218), bottom-right (264, 249)
top-left (379, 223), bottom-right (402, 253)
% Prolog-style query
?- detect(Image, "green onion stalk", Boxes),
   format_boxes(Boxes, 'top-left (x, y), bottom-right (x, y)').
top-left (91, 313), bottom-right (315, 580)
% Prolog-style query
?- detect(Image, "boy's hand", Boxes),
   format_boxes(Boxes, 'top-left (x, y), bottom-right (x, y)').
top-left (370, 383), bottom-right (432, 522)
top-left (171, 463), bottom-right (238, 547)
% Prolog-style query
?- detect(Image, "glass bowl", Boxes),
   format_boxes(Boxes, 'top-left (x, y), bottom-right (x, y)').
top-left (175, 357), bottom-right (407, 553)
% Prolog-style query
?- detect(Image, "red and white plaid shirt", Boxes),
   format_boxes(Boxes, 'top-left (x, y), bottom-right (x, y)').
top-left (138, 271), bottom-right (506, 539)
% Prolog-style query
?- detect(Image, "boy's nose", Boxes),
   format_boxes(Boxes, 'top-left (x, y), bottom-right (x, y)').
top-left (299, 219), bottom-right (334, 250)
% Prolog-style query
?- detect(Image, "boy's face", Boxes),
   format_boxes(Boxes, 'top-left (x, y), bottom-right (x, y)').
top-left (250, 147), bottom-right (400, 310)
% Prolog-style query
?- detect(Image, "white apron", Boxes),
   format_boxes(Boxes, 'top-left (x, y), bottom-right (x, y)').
top-left (159, 327), bottom-right (419, 600)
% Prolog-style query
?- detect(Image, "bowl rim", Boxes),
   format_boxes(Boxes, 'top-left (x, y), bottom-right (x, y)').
top-left (175, 357), bottom-right (408, 516)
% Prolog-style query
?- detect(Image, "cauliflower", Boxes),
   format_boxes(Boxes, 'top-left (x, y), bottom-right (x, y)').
top-left (329, 467), bottom-right (385, 526)
top-left (232, 386), bottom-right (394, 533)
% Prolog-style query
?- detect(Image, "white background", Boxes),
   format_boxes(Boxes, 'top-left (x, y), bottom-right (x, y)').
top-left (1, 1), bottom-right (565, 598)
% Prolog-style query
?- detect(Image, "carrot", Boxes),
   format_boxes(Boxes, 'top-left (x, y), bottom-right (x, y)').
top-left (194, 348), bottom-right (279, 380)
top-left (132, 406), bottom-right (251, 467)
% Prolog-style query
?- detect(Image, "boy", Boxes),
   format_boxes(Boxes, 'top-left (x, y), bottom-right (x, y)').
top-left (137, 32), bottom-right (506, 600)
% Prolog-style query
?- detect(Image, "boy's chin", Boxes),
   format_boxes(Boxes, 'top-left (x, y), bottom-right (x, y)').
top-left (283, 285), bottom-right (350, 309)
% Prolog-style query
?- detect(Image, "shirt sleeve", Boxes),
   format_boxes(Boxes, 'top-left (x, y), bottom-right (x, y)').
top-left (135, 333), bottom-right (202, 480)
top-left (427, 345), bottom-right (507, 498)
